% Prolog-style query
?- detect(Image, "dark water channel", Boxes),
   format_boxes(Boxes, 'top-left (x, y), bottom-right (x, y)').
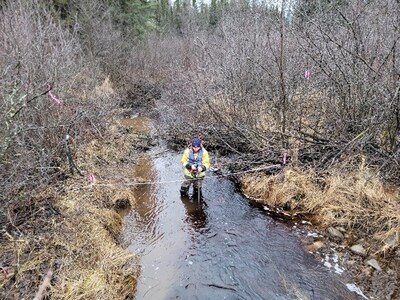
top-left (121, 149), bottom-right (362, 300)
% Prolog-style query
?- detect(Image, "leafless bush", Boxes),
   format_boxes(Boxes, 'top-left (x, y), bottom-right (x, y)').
top-left (69, 0), bottom-right (134, 84)
top-left (131, 0), bottom-right (399, 182)
top-left (0, 0), bottom-right (118, 208)
top-left (291, 0), bottom-right (400, 179)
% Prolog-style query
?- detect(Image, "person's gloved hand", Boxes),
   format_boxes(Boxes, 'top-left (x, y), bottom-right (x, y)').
top-left (185, 163), bottom-right (193, 170)
top-left (191, 164), bottom-right (197, 171)
top-left (197, 165), bottom-right (206, 172)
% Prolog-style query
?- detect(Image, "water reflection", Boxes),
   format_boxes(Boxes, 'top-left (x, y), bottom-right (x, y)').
top-left (131, 156), bottom-right (157, 225)
top-left (180, 195), bottom-right (207, 231)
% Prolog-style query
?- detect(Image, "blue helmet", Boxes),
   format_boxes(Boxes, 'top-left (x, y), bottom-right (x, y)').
top-left (191, 137), bottom-right (201, 147)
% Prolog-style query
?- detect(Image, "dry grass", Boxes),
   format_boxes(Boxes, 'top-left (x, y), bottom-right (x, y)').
top-left (47, 117), bottom-right (141, 300)
top-left (50, 191), bottom-right (138, 300)
top-left (0, 114), bottom-right (142, 300)
top-left (240, 163), bottom-right (400, 254)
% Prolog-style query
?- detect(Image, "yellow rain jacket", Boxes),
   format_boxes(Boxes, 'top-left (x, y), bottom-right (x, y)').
top-left (181, 146), bottom-right (210, 179)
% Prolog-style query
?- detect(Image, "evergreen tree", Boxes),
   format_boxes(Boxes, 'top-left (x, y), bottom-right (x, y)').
top-left (155, 0), bottom-right (172, 31)
top-left (209, 0), bottom-right (218, 27)
top-left (112, 0), bottom-right (158, 38)
top-left (172, 0), bottom-right (184, 33)
top-left (293, 0), bottom-right (348, 22)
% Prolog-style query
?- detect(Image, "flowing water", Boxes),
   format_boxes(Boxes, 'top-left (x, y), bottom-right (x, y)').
top-left (120, 117), bottom-right (361, 300)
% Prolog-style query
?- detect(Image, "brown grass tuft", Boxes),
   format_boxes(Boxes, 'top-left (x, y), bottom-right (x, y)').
top-left (240, 169), bottom-right (323, 212)
top-left (50, 200), bottom-right (138, 300)
top-left (240, 165), bottom-right (400, 254)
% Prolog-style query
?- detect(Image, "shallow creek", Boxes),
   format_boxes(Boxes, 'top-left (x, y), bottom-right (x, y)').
top-left (120, 117), bottom-right (362, 300)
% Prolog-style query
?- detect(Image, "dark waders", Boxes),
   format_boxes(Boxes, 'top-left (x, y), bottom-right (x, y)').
top-left (180, 173), bottom-right (203, 203)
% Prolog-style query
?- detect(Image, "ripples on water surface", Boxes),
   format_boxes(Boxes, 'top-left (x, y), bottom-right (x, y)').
top-left (122, 152), bottom-right (360, 300)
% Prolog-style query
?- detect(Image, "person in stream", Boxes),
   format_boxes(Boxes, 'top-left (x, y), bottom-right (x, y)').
top-left (180, 137), bottom-right (210, 197)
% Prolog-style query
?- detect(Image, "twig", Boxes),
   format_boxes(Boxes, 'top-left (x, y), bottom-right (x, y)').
top-left (65, 135), bottom-right (83, 176)
top-left (326, 129), bottom-right (370, 168)
top-left (11, 87), bottom-right (51, 119)
top-left (33, 270), bottom-right (53, 300)
top-left (203, 283), bottom-right (237, 291)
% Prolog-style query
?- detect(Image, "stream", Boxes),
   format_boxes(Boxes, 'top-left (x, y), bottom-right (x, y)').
top-left (120, 117), bottom-right (362, 300)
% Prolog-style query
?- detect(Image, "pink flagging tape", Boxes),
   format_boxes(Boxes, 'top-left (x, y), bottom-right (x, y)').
top-left (88, 174), bottom-right (96, 184)
top-left (48, 84), bottom-right (62, 105)
top-left (49, 90), bottom-right (61, 105)
top-left (304, 69), bottom-right (310, 80)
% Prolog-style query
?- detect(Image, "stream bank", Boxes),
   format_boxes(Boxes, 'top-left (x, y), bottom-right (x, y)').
top-left (0, 112), bottom-right (148, 300)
